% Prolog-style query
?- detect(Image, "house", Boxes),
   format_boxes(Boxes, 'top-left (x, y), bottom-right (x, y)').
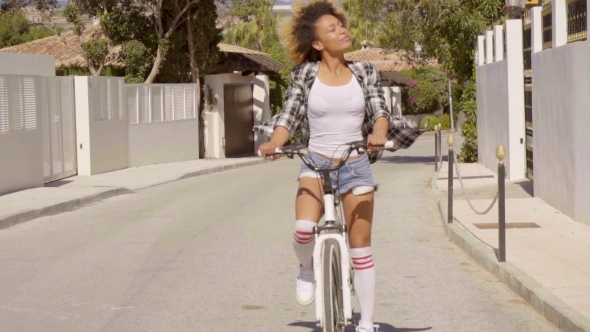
top-left (0, 26), bottom-right (285, 161)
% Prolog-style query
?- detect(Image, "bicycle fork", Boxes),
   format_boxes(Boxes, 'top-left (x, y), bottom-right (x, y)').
top-left (312, 191), bottom-right (354, 327)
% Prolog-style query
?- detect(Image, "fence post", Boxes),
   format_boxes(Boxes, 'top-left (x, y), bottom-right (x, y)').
top-left (497, 145), bottom-right (507, 262)
top-left (448, 134), bottom-right (455, 223)
top-left (435, 125), bottom-right (440, 171)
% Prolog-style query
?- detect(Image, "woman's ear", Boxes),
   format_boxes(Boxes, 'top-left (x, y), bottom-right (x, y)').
top-left (311, 40), bottom-right (324, 52)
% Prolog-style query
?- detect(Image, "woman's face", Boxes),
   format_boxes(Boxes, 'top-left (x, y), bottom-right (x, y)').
top-left (312, 14), bottom-right (352, 55)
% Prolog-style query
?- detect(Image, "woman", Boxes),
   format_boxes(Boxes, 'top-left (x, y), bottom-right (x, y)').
top-left (258, 1), bottom-right (403, 331)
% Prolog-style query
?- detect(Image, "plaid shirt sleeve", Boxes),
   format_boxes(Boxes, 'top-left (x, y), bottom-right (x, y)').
top-left (364, 62), bottom-right (393, 126)
top-left (273, 68), bottom-right (304, 136)
top-left (252, 65), bottom-right (305, 139)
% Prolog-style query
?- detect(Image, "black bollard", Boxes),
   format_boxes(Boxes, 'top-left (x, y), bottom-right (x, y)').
top-left (448, 135), bottom-right (455, 223)
top-left (435, 130), bottom-right (439, 172)
top-left (497, 145), bottom-right (506, 262)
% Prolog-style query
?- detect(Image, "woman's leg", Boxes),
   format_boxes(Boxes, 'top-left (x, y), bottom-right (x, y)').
top-left (343, 190), bottom-right (376, 330)
top-left (293, 175), bottom-right (325, 305)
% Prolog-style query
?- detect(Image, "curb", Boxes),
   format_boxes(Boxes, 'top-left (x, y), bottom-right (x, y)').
top-left (0, 187), bottom-right (131, 231)
top-left (0, 159), bottom-right (269, 231)
top-left (429, 175), bottom-right (590, 332)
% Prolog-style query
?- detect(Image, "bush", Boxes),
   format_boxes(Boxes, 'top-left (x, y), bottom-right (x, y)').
top-left (420, 116), bottom-right (440, 131)
top-left (458, 75), bottom-right (478, 163)
top-left (401, 66), bottom-right (449, 115)
top-left (439, 114), bottom-right (451, 129)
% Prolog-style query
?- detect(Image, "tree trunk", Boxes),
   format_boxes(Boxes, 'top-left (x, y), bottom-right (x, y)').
top-left (145, 45), bottom-right (164, 84)
top-left (186, 9), bottom-right (205, 158)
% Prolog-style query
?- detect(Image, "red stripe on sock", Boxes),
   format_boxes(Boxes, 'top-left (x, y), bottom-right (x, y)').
top-left (294, 237), bottom-right (314, 244)
top-left (352, 254), bottom-right (372, 261)
top-left (352, 257), bottom-right (373, 265)
top-left (354, 263), bottom-right (374, 270)
top-left (295, 230), bottom-right (313, 235)
top-left (294, 234), bottom-right (313, 241)
top-left (353, 259), bottom-right (373, 267)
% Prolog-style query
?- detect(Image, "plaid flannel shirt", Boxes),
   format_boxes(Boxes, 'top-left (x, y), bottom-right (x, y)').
top-left (253, 60), bottom-right (424, 163)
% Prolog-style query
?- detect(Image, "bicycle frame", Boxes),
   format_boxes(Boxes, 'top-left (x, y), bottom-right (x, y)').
top-left (311, 164), bottom-right (354, 327)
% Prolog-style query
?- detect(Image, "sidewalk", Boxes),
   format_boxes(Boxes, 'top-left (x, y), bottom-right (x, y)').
top-left (0, 157), bottom-right (268, 230)
top-left (431, 161), bottom-right (590, 332)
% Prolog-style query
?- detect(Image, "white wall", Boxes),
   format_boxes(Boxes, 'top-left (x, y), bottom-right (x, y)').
top-left (476, 20), bottom-right (525, 182)
top-left (74, 76), bottom-right (128, 176)
top-left (90, 119), bottom-right (128, 174)
top-left (0, 131), bottom-right (44, 195)
top-left (204, 73), bottom-right (271, 159)
top-left (0, 53), bottom-right (55, 76)
top-left (128, 120), bottom-right (199, 167)
top-left (0, 75), bottom-right (44, 195)
top-left (532, 41), bottom-right (590, 226)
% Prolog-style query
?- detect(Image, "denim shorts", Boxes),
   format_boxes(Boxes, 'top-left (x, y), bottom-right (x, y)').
top-left (297, 150), bottom-right (376, 196)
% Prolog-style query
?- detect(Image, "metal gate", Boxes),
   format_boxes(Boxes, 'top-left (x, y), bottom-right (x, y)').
top-left (40, 77), bottom-right (77, 182)
top-left (223, 84), bottom-right (254, 157)
top-left (524, 10), bottom-right (534, 180)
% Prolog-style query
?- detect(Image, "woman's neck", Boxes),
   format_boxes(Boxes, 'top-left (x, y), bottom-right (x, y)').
top-left (320, 55), bottom-right (348, 74)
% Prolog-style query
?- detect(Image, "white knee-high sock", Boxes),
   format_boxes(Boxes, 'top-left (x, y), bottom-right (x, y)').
top-left (351, 247), bottom-right (376, 329)
top-left (292, 220), bottom-right (316, 269)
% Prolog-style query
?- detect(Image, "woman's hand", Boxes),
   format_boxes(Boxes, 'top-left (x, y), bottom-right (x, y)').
top-left (367, 134), bottom-right (387, 152)
top-left (258, 142), bottom-right (282, 161)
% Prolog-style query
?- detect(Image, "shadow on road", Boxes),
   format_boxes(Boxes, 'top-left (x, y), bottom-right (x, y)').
top-left (288, 320), bottom-right (432, 332)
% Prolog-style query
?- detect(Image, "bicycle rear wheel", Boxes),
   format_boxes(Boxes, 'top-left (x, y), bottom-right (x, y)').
top-left (322, 239), bottom-right (345, 332)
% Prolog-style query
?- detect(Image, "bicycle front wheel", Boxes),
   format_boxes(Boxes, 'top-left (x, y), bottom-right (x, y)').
top-left (322, 239), bottom-right (345, 332)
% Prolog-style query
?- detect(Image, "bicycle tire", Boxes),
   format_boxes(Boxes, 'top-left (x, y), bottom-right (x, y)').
top-left (322, 239), bottom-right (345, 332)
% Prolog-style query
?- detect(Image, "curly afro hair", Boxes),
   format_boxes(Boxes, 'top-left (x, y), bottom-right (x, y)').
top-left (279, 0), bottom-right (349, 65)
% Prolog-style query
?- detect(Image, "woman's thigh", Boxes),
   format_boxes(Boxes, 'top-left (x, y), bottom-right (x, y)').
top-left (342, 190), bottom-right (375, 248)
top-left (296, 176), bottom-right (325, 222)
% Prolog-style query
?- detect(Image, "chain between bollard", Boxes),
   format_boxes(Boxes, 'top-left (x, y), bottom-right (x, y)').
top-left (452, 152), bottom-right (500, 215)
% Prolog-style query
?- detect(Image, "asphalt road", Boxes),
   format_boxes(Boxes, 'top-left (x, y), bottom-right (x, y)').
top-left (0, 136), bottom-right (558, 332)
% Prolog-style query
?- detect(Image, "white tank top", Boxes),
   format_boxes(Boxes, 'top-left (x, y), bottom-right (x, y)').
top-left (307, 75), bottom-right (365, 158)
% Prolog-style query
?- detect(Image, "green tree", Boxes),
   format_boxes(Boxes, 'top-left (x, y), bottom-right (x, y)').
top-left (0, 11), bottom-right (55, 48)
top-left (347, 0), bottom-right (503, 161)
top-left (61, 4), bottom-right (110, 76)
top-left (401, 66), bottom-right (448, 115)
top-left (231, 0), bottom-right (272, 20)
top-left (341, 0), bottom-right (380, 51)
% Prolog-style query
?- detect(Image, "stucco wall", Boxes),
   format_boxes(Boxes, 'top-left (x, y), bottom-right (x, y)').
top-left (128, 120), bottom-right (199, 167)
top-left (532, 41), bottom-right (590, 226)
top-left (0, 130), bottom-right (44, 195)
top-left (0, 53), bottom-right (55, 76)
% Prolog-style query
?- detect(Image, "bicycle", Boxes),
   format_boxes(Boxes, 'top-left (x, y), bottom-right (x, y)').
top-left (259, 140), bottom-right (394, 332)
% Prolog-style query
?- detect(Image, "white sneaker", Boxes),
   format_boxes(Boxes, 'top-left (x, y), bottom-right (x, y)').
top-left (355, 324), bottom-right (380, 332)
top-left (295, 266), bottom-right (315, 305)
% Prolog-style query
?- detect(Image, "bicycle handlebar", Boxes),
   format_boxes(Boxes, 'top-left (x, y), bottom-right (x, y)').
top-left (258, 140), bottom-right (395, 173)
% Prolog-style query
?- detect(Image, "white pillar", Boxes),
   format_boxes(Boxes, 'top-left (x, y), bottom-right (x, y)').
top-left (391, 86), bottom-right (402, 117)
top-left (477, 35), bottom-right (485, 65)
top-left (494, 25), bottom-right (504, 61)
top-left (505, 19), bottom-right (526, 181)
top-left (74, 76), bottom-right (92, 176)
top-left (531, 7), bottom-right (544, 53)
top-left (553, 0), bottom-right (567, 47)
top-left (485, 30), bottom-right (494, 63)
top-left (253, 74), bottom-right (270, 154)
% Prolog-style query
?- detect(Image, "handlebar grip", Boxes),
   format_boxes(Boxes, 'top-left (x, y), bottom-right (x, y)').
top-left (384, 141), bottom-right (394, 149)
top-left (257, 147), bottom-right (283, 157)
